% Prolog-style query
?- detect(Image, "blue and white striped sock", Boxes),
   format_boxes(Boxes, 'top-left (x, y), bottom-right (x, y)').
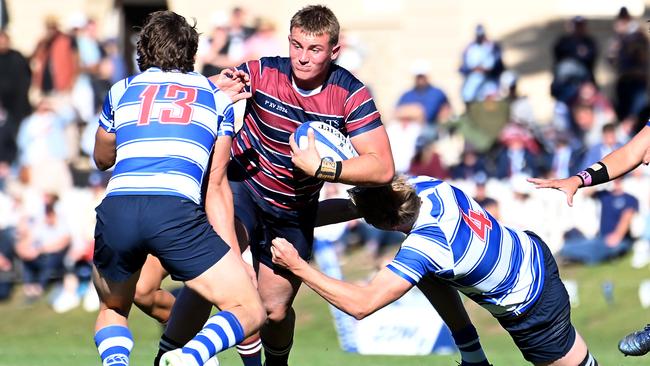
top-left (94, 325), bottom-right (134, 366)
top-left (452, 325), bottom-right (490, 366)
top-left (182, 311), bottom-right (246, 366)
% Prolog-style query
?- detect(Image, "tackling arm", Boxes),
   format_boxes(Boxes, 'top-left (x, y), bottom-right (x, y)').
top-left (315, 198), bottom-right (360, 227)
top-left (271, 238), bottom-right (412, 320)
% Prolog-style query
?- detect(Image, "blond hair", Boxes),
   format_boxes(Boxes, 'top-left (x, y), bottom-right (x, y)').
top-left (349, 175), bottom-right (421, 230)
top-left (290, 5), bottom-right (340, 46)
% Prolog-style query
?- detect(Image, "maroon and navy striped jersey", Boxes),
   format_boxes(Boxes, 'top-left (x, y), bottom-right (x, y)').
top-left (231, 56), bottom-right (382, 209)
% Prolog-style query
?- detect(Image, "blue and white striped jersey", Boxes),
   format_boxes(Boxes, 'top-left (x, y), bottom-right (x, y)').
top-left (98, 68), bottom-right (235, 204)
top-left (387, 176), bottom-right (545, 318)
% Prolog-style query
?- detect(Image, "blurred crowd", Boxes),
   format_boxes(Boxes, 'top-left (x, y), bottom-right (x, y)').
top-left (0, 5), bottom-right (649, 312)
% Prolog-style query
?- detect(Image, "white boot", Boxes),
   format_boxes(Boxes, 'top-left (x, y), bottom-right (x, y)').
top-left (159, 349), bottom-right (220, 366)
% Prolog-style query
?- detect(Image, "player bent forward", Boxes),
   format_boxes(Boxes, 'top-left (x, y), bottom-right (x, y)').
top-left (271, 175), bottom-right (599, 366)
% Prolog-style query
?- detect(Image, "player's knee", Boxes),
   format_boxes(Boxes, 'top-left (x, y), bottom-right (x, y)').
top-left (102, 296), bottom-right (131, 317)
top-left (248, 301), bottom-right (267, 329)
top-left (133, 282), bottom-right (155, 307)
top-left (264, 301), bottom-right (292, 324)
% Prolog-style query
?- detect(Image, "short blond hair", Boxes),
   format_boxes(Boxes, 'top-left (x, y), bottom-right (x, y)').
top-left (349, 175), bottom-right (421, 230)
top-left (290, 5), bottom-right (340, 46)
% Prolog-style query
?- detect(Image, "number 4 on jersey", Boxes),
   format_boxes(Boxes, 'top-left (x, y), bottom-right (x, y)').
top-left (461, 209), bottom-right (492, 241)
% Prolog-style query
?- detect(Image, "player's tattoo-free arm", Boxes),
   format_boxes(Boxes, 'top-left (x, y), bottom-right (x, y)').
top-left (204, 136), bottom-right (239, 254)
top-left (599, 125), bottom-right (650, 179)
top-left (271, 238), bottom-right (412, 320)
top-left (289, 126), bottom-right (395, 185)
top-left (529, 125), bottom-right (650, 206)
top-left (315, 198), bottom-right (360, 227)
top-left (343, 126), bottom-right (395, 185)
top-left (93, 127), bottom-right (116, 171)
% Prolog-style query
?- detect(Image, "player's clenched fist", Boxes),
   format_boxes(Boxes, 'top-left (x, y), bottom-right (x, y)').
top-left (271, 238), bottom-right (302, 271)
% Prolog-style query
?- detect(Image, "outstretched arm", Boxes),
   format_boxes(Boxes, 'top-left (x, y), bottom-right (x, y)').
top-left (315, 198), bottom-right (360, 227)
top-left (529, 125), bottom-right (650, 206)
top-left (271, 238), bottom-right (412, 320)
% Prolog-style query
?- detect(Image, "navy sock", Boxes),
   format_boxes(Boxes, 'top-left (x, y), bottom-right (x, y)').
top-left (237, 335), bottom-right (262, 366)
top-left (452, 325), bottom-right (490, 366)
top-left (262, 338), bottom-right (293, 366)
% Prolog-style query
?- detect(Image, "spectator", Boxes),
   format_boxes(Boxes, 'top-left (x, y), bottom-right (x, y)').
top-left (581, 123), bottom-right (623, 170)
top-left (226, 7), bottom-right (256, 62)
top-left (334, 32), bottom-right (366, 76)
top-left (16, 97), bottom-right (75, 195)
top-left (0, 187), bottom-right (17, 301)
top-left (69, 14), bottom-right (103, 122)
top-left (343, 220), bottom-right (405, 263)
top-left (459, 24), bottom-right (504, 103)
top-left (242, 17), bottom-right (284, 60)
top-left (51, 180), bottom-right (104, 313)
top-left (558, 81), bottom-right (616, 148)
top-left (199, 8), bottom-right (256, 77)
top-left (0, 30), bottom-right (31, 164)
top-left (386, 104), bottom-right (425, 173)
top-left (500, 70), bottom-right (535, 128)
top-left (408, 132), bottom-right (449, 179)
top-left (450, 146), bottom-right (488, 180)
top-left (575, 81), bottom-right (615, 125)
top-left (99, 38), bottom-right (127, 86)
top-left (553, 16), bottom-right (598, 84)
top-left (500, 174), bottom-right (538, 231)
top-left (396, 60), bottom-right (451, 125)
top-left (607, 6), bottom-right (649, 128)
top-left (15, 196), bottom-right (71, 302)
top-left (473, 172), bottom-right (499, 219)
top-left (494, 124), bottom-right (542, 178)
top-left (198, 11), bottom-right (235, 76)
top-left (31, 15), bottom-right (79, 95)
top-left (560, 179), bottom-right (638, 265)
top-left (549, 134), bottom-right (582, 179)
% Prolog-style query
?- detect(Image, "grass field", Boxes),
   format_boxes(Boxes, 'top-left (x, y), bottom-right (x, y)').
top-left (1, 248), bottom-right (649, 366)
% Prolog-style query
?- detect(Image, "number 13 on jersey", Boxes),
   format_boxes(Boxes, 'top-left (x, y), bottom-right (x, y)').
top-left (138, 84), bottom-right (197, 126)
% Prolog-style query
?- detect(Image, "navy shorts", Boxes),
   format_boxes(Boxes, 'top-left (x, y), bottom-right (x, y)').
top-left (498, 231), bottom-right (576, 363)
top-left (93, 195), bottom-right (230, 282)
top-left (230, 181), bottom-right (317, 269)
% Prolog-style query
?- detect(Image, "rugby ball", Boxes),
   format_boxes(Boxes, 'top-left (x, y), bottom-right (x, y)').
top-left (294, 121), bottom-right (358, 161)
